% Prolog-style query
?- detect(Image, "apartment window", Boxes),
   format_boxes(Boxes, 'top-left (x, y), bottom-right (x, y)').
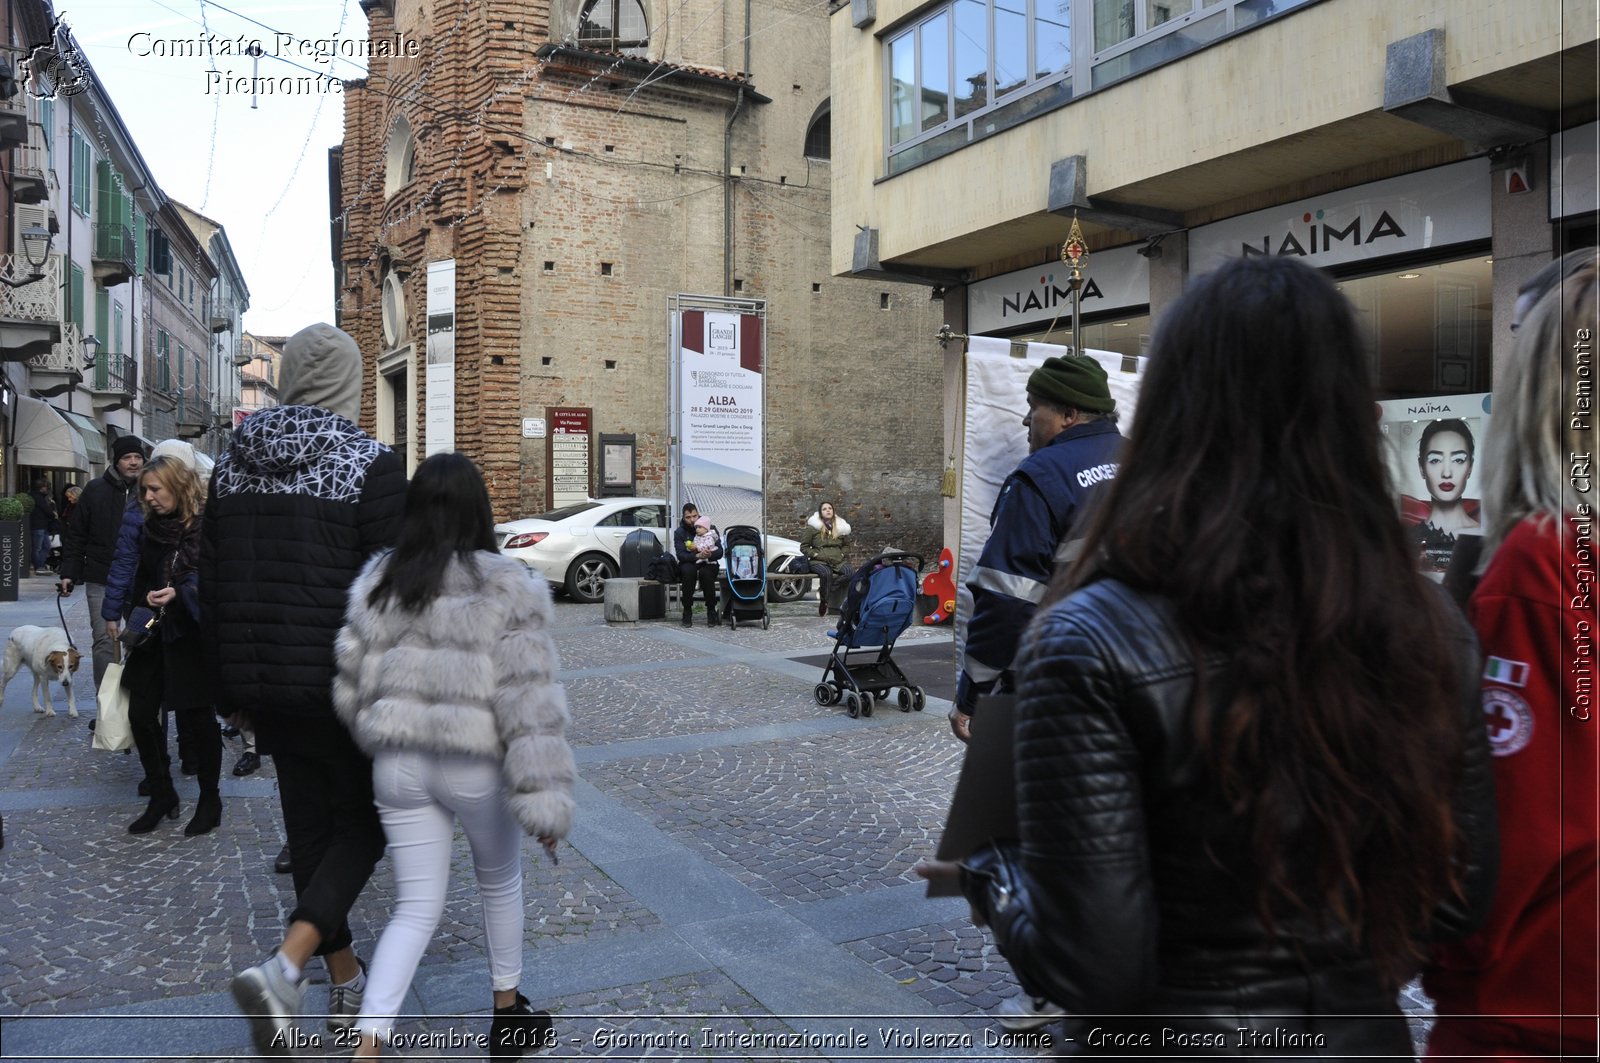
top-left (804, 103), bottom-right (831, 160)
top-left (70, 129), bottom-right (91, 215)
top-left (883, 0), bottom-right (1313, 173)
top-left (576, 0), bottom-right (649, 55)
top-left (886, 0), bottom-right (1071, 168)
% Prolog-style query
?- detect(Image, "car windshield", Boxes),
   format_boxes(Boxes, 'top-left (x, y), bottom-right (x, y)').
top-left (529, 502), bottom-right (602, 522)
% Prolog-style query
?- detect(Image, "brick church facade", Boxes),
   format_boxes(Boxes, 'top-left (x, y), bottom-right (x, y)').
top-left (335, 0), bottom-right (945, 558)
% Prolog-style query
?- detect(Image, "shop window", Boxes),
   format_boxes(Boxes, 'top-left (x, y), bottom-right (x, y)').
top-left (1335, 252), bottom-right (1493, 399)
top-left (577, 0), bottom-right (649, 55)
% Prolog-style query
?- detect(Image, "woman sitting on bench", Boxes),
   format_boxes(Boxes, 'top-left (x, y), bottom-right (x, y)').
top-left (797, 501), bottom-right (853, 616)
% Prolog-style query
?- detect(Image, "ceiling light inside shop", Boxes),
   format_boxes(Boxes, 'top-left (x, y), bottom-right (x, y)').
top-left (1396, 272), bottom-right (1423, 279)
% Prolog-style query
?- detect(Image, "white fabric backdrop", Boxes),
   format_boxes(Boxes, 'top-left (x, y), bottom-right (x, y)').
top-left (955, 340), bottom-right (1146, 658)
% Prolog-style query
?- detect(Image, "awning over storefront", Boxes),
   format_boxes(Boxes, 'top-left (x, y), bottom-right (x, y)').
top-left (57, 410), bottom-right (108, 468)
top-left (12, 396), bottom-right (88, 472)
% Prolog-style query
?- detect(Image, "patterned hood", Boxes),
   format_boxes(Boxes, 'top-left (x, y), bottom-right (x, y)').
top-left (215, 404), bottom-right (384, 503)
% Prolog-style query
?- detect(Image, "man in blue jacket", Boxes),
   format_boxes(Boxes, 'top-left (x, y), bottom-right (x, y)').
top-left (950, 354), bottom-right (1123, 1033)
top-left (951, 354), bottom-right (1122, 744)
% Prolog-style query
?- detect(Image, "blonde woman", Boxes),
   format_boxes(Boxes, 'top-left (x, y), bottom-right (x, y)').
top-left (121, 457), bottom-right (221, 836)
top-left (1424, 254), bottom-right (1599, 1059)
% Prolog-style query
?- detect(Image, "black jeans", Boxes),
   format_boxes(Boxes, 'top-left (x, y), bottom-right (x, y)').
top-left (271, 730), bottom-right (387, 957)
top-left (679, 561), bottom-right (717, 617)
top-left (798, 559), bottom-right (851, 607)
top-left (124, 645), bottom-right (221, 796)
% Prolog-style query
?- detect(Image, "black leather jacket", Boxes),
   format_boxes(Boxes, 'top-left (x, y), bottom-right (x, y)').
top-left (962, 578), bottom-right (1498, 1057)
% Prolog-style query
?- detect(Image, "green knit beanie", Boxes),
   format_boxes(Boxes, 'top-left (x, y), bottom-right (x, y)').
top-left (1026, 354), bottom-right (1115, 413)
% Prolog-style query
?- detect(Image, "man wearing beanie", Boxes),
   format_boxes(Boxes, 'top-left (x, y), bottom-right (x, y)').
top-left (59, 433), bottom-right (148, 688)
top-left (953, 355), bottom-right (1122, 727)
top-left (200, 322), bottom-right (404, 1053)
top-left (952, 354), bottom-right (1122, 1034)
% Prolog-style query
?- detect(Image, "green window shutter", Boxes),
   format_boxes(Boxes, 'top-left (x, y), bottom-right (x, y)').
top-left (95, 159), bottom-right (113, 219)
top-left (133, 210), bottom-right (146, 275)
top-left (40, 99), bottom-right (53, 170)
top-left (68, 263), bottom-right (84, 329)
top-left (113, 303), bottom-right (124, 355)
top-left (71, 132), bottom-right (91, 214)
top-left (94, 288), bottom-right (109, 387)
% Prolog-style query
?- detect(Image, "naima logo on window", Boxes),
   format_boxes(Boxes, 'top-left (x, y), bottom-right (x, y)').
top-left (1240, 208), bottom-right (1407, 259)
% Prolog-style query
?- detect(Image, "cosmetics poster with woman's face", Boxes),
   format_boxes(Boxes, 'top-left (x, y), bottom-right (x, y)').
top-left (1377, 393), bottom-right (1491, 580)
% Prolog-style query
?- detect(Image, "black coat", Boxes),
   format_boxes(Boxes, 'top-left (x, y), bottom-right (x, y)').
top-left (129, 514), bottom-right (212, 710)
top-left (199, 405), bottom-right (405, 752)
top-left (59, 468), bottom-right (138, 584)
top-left (962, 578), bottom-right (1499, 1058)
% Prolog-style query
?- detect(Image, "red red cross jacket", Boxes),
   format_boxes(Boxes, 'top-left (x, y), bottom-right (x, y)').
top-left (1424, 512), bottom-right (1599, 1058)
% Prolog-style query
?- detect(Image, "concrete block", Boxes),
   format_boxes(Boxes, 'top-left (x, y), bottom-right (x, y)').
top-left (604, 577), bottom-right (644, 623)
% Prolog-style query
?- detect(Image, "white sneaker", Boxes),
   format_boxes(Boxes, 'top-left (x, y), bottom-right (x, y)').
top-left (996, 994), bottom-right (1066, 1031)
top-left (326, 960), bottom-right (366, 1032)
top-left (231, 955), bottom-right (307, 1055)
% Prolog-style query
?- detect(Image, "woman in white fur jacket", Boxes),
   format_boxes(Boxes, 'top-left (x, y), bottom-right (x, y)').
top-left (797, 501), bottom-right (854, 616)
top-left (332, 452), bottom-right (576, 1061)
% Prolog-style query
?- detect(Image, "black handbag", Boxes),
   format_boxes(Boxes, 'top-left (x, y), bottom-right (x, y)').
top-left (120, 605), bottom-right (164, 651)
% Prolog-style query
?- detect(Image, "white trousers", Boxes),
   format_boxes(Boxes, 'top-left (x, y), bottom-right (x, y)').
top-left (354, 750), bottom-right (527, 1043)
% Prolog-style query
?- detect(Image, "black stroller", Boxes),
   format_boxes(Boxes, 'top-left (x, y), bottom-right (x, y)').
top-left (720, 524), bottom-right (770, 629)
top-left (813, 551), bottom-right (926, 718)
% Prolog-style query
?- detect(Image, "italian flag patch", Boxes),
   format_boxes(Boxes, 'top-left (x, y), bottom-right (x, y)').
top-left (1483, 656), bottom-right (1529, 688)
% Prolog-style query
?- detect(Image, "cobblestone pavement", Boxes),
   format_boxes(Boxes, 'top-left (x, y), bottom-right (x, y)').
top-left (0, 574), bottom-right (1434, 1061)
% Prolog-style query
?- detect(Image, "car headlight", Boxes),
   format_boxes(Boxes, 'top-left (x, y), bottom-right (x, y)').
top-left (503, 532), bottom-right (549, 549)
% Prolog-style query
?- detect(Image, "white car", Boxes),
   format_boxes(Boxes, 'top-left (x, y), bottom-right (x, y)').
top-left (495, 497), bottom-right (806, 604)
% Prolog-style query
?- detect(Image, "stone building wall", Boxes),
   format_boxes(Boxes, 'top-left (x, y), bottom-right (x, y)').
top-left (340, 0), bottom-right (946, 563)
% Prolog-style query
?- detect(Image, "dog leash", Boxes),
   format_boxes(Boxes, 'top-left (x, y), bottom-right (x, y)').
top-left (54, 584), bottom-right (79, 653)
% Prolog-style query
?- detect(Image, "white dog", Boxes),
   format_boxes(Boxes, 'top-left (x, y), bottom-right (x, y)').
top-left (2, 625), bottom-right (82, 718)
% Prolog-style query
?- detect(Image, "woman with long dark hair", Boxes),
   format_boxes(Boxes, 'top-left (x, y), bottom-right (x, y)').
top-left (922, 255), bottom-right (1498, 1054)
top-left (1423, 255), bottom-right (1598, 1059)
top-left (333, 452), bottom-right (576, 1060)
top-left (122, 456), bottom-right (222, 836)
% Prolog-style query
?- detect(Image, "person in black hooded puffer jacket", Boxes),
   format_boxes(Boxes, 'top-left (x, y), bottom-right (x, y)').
top-left (201, 322), bottom-right (405, 1052)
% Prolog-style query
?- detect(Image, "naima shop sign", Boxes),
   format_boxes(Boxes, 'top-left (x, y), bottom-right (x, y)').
top-left (967, 243), bottom-right (1150, 335)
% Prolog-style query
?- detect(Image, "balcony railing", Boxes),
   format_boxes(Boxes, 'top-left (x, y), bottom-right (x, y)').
top-left (92, 223), bottom-right (137, 282)
top-left (0, 253), bottom-right (61, 322)
top-left (0, 51), bottom-right (27, 149)
top-left (88, 352), bottom-right (136, 396)
top-left (29, 320), bottom-right (83, 376)
top-left (10, 126), bottom-right (51, 203)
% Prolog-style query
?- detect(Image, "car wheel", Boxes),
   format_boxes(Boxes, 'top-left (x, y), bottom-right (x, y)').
top-left (565, 553), bottom-right (617, 603)
top-left (768, 563), bottom-right (807, 602)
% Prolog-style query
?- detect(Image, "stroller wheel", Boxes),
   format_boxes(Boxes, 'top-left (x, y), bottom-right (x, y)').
top-left (912, 687), bottom-right (926, 712)
top-left (897, 688), bottom-right (913, 713)
top-left (814, 683), bottom-right (834, 707)
top-left (843, 690), bottom-right (861, 718)
top-left (761, 614), bottom-right (770, 630)
top-left (861, 696), bottom-right (873, 718)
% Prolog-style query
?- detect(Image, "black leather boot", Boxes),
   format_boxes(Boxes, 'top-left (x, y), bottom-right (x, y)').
top-left (184, 791), bottom-right (222, 836)
top-left (128, 782), bottom-right (179, 835)
top-left (490, 993), bottom-right (553, 1061)
top-left (681, 609), bottom-right (693, 627)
